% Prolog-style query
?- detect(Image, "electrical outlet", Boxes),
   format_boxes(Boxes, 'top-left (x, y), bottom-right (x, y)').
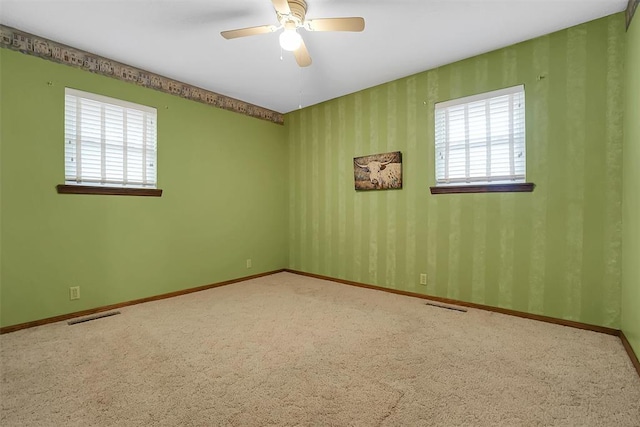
top-left (69, 286), bottom-right (80, 300)
top-left (419, 274), bottom-right (427, 285)
top-left (246, 259), bottom-right (252, 268)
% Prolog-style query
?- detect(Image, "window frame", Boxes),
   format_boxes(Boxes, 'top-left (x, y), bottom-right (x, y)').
top-left (430, 85), bottom-right (534, 195)
top-left (58, 88), bottom-right (162, 197)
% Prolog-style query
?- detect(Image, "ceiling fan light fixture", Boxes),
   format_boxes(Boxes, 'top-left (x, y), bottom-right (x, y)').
top-left (279, 28), bottom-right (302, 51)
top-left (221, 0), bottom-right (364, 67)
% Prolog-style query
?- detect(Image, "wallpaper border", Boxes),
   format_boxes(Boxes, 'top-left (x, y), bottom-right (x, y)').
top-left (0, 25), bottom-right (284, 125)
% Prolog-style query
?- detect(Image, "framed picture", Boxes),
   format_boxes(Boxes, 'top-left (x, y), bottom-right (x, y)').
top-left (627, 0), bottom-right (639, 30)
top-left (353, 151), bottom-right (402, 191)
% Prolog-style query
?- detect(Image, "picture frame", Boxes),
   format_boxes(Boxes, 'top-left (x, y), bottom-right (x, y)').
top-left (353, 151), bottom-right (403, 191)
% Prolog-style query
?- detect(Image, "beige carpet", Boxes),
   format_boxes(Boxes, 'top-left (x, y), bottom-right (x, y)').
top-left (1, 272), bottom-right (639, 426)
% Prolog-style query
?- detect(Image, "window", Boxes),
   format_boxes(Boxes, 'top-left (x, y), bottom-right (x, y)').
top-left (432, 85), bottom-right (532, 194)
top-left (59, 88), bottom-right (161, 196)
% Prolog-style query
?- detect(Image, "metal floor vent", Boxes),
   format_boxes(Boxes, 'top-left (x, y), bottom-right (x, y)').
top-left (426, 302), bottom-right (468, 313)
top-left (68, 311), bottom-right (121, 325)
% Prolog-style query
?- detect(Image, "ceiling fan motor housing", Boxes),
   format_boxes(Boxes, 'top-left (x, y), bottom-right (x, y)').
top-left (279, 0), bottom-right (307, 27)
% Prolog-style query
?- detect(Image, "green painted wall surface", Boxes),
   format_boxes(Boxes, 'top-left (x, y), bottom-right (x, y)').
top-left (622, 15), bottom-right (640, 356)
top-left (0, 49), bottom-right (288, 327)
top-left (287, 14), bottom-right (625, 328)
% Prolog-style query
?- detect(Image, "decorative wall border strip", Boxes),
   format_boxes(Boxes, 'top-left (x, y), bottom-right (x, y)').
top-left (0, 25), bottom-right (284, 125)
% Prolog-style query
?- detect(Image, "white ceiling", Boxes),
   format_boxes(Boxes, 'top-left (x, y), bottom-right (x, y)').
top-left (0, 0), bottom-right (628, 114)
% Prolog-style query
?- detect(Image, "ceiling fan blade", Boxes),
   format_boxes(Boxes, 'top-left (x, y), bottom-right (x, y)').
top-left (306, 17), bottom-right (365, 32)
top-left (294, 39), bottom-right (312, 67)
top-left (221, 25), bottom-right (276, 40)
top-left (272, 0), bottom-right (291, 15)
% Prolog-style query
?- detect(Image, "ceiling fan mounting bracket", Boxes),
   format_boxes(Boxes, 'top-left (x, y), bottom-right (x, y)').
top-left (277, 0), bottom-right (307, 28)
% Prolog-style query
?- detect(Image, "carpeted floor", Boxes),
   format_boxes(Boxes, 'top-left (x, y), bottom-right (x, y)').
top-left (1, 272), bottom-right (639, 426)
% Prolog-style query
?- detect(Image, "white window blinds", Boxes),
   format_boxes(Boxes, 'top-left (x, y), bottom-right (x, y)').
top-left (434, 85), bottom-right (525, 185)
top-left (64, 88), bottom-right (157, 188)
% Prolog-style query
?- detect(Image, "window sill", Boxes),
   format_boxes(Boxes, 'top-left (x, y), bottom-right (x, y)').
top-left (56, 184), bottom-right (163, 197)
top-left (430, 182), bottom-right (535, 195)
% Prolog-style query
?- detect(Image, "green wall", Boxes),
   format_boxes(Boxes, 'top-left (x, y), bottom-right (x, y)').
top-left (622, 14), bottom-right (640, 356)
top-left (0, 13), bottom-right (633, 333)
top-left (0, 49), bottom-right (288, 328)
top-left (287, 14), bottom-right (625, 328)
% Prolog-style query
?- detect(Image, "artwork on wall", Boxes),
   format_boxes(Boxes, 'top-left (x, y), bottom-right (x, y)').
top-left (353, 151), bottom-right (402, 191)
top-left (627, 0), bottom-right (639, 29)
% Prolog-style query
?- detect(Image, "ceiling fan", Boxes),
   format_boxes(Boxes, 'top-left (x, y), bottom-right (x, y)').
top-left (221, 0), bottom-right (365, 67)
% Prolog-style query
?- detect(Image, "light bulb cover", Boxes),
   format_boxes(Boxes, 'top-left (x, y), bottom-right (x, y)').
top-left (279, 29), bottom-right (302, 51)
